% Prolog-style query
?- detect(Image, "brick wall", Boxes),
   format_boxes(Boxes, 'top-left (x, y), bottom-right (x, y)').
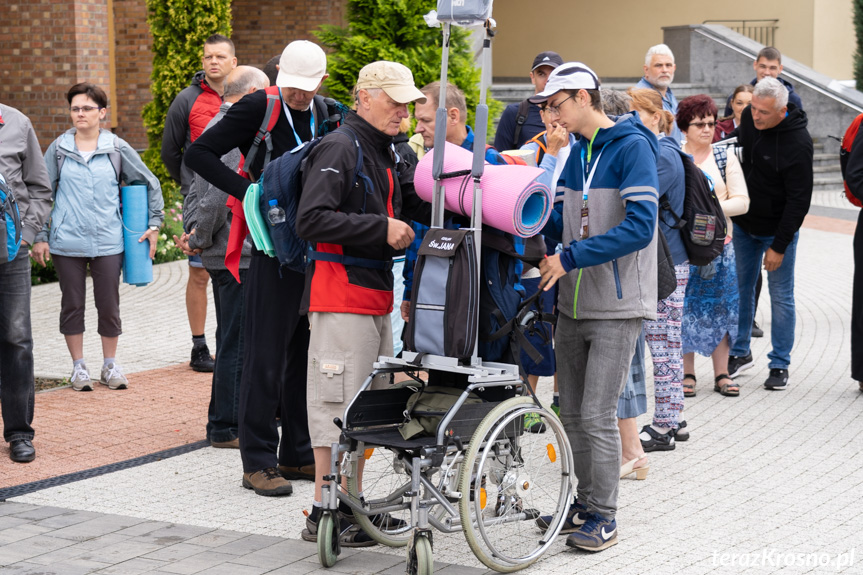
top-left (113, 0), bottom-right (151, 150)
top-left (231, 0), bottom-right (347, 70)
top-left (0, 0), bottom-right (112, 151)
top-left (0, 0), bottom-right (347, 153)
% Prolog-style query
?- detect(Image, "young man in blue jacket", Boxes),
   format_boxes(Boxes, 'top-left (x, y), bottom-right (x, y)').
top-left (534, 62), bottom-right (659, 552)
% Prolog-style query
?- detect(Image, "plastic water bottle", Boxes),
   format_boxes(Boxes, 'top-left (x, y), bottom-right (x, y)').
top-left (267, 199), bottom-right (285, 225)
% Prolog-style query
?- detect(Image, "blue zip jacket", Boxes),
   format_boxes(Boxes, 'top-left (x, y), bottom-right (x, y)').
top-left (38, 129), bottom-right (163, 257)
top-left (543, 112), bottom-right (659, 320)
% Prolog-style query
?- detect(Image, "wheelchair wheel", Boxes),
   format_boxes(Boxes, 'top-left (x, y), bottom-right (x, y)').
top-left (317, 511), bottom-right (339, 567)
top-left (347, 445), bottom-right (414, 547)
top-left (458, 397), bottom-right (573, 572)
top-left (407, 534), bottom-right (434, 575)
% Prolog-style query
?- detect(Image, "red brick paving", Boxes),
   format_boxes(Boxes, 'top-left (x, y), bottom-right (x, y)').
top-left (1, 363), bottom-right (210, 489)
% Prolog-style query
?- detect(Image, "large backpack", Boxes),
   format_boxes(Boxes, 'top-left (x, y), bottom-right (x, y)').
top-left (0, 174), bottom-right (22, 263)
top-left (840, 114), bottom-right (863, 208)
top-left (659, 148), bottom-right (728, 267)
top-left (253, 125), bottom-right (391, 274)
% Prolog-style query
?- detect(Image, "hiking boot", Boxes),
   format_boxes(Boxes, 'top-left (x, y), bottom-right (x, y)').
top-left (639, 425), bottom-right (675, 452)
top-left (566, 512), bottom-right (618, 552)
top-left (100, 363), bottom-right (128, 390)
top-left (190, 344), bottom-right (214, 372)
top-left (279, 464), bottom-right (316, 482)
top-left (211, 438), bottom-right (239, 449)
top-left (242, 468), bottom-right (293, 496)
top-left (536, 498), bottom-right (588, 533)
top-left (751, 320), bottom-right (764, 338)
top-left (727, 353), bottom-right (754, 378)
top-left (764, 368), bottom-right (789, 390)
top-left (523, 412), bottom-right (546, 433)
top-left (300, 508), bottom-right (377, 547)
top-left (70, 363), bottom-right (93, 392)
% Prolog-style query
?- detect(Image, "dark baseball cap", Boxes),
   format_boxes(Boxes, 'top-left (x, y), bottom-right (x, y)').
top-left (531, 51), bottom-right (564, 72)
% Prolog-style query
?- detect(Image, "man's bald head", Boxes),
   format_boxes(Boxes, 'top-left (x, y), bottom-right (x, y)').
top-left (223, 66), bottom-right (270, 102)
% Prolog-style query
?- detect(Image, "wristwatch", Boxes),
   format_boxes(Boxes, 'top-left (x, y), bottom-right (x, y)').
top-left (149, 225), bottom-right (159, 231)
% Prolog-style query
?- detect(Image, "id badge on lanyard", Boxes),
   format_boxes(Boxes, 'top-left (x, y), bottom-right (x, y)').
top-left (580, 148), bottom-right (603, 240)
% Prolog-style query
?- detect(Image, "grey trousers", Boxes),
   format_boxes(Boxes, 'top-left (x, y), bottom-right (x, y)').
top-left (556, 315), bottom-right (642, 519)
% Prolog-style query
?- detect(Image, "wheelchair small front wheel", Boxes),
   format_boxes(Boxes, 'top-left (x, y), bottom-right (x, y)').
top-left (317, 511), bottom-right (340, 567)
top-left (407, 534), bottom-right (434, 575)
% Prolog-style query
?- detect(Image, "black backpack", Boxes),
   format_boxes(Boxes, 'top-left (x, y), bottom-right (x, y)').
top-left (510, 100), bottom-right (531, 149)
top-left (659, 149), bottom-right (727, 267)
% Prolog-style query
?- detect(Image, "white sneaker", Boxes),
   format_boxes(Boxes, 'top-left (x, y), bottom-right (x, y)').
top-left (100, 363), bottom-right (128, 390)
top-left (70, 363), bottom-right (92, 392)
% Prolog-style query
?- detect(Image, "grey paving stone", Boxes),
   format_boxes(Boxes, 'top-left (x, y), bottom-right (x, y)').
top-left (74, 539), bottom-right (164, 564)
top-left (265, 562), bottom-right (325, 575)
top-left (33, 510), bottom-right (105, 530)
top-left (114, 520), bottom-right (175, 538)
top-left (0, 560), bottom-right (97, 575)
top-left (196, 562), bottom-right (272, 575)
top-left (48, 513), bottom-right (148, 541)
top-left (135, 524), bottom-right (214, 546)
top-left (0, 535), bottom-right (76, 565)
top-left (10, 506), bottom-right (72, 521)
top-left (93, 556), bottom-right (170, 574)
top-left (0, 523), bottom-right (54, 545)
top-left (156, 551), bottom-right (240, 574)
top-left (141, 542), bottom-right (213, 562)
top-left (0, 503), bottom-right (37, 517)
top-left (214, 533), bottom-right (285, 556)
top-left (183, 530), bottom-right (248, 548)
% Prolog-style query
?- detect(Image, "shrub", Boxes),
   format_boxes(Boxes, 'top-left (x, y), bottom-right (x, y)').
top-left (141, 0), bottom-right (232, 205)
top-left (314, 0), bottom-right (502, 138)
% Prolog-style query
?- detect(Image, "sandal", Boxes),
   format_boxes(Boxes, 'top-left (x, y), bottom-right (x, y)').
top-left (682, 373), bottom-right (697, 397)
top-left (714, 373), bottom-right (739, 397)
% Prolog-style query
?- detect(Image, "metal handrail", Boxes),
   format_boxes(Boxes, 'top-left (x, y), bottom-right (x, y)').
top-left (703, 19), bottom-right (778, 46)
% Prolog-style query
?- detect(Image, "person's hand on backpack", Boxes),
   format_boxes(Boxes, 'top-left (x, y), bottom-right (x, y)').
top-left (30, 242), bottom-right (50, 267)
top-left (539, 253), bottom-right (567, 291)
top-left (387, 218), bottom-right (415, 251)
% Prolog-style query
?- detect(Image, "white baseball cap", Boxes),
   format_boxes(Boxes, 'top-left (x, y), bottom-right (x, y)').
top-left (276, 41), bottom-right (327, 91)
top-left (529, 62), bottom-right (601, 104)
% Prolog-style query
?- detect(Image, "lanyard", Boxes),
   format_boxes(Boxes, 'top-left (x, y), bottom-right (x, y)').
top-left (280, 94), bottom-right (315, 145)
top-left (581, 147), bottom-right (604, 204)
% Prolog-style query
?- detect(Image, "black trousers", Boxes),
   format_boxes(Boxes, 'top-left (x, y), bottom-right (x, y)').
top-left (238, 253), bottom-right (313, 472)
top-left (853, 210), bottom-right (863, 382)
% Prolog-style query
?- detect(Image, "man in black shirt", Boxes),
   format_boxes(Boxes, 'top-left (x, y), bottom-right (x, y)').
top-left (185, 40), bottom-right (329, 496)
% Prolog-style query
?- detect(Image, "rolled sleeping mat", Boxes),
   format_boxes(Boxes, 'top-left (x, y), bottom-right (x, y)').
top-left (414, 142), bottom-right (552, 238)
top-left (243, 181), bottom-right (275, 257)
top-left (121, 185), bottom-right (153, 287)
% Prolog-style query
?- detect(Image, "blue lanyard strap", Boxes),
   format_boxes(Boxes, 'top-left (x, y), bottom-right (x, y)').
top-left (280, 93), bottom-right (315, 145)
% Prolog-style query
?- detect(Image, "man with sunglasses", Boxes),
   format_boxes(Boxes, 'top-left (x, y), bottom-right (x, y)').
top-left (534, 62), bottom-right (659, 552)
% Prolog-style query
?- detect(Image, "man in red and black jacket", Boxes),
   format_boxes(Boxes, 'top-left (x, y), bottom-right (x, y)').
top-left (295, 61), bottom-right (431, 545)
top-left (845, 118), bottom-right (863, 393)
top-left (161, 34), bottom-right (237, 373)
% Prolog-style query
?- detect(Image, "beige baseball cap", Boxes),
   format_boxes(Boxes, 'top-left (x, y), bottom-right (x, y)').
top-left (276, 40), bottom-right (327, 91)
top-left (355, 61), bottom-right (427, 104)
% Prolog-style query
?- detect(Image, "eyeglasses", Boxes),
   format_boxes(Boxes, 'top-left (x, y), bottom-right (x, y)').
top-left (541, 95), bottom-right (575, 117)
top-left (70, 106), bottom-right (101, 114)
top-left (689, 121), bottom-right (716, 130)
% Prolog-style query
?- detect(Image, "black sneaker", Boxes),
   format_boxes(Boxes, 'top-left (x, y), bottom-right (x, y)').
top-left (639, 425), bottom-right (675, 452)
top-left (764, 368), bottom-right (789, 390)
top-left (727, 353), bottom-right (754, 379)
top-left (751, 321), bottom-right (764, 338)
top-left (190, 344), bottom-right (215, 372)
top-left (301, 509), bottom-right (377, 547)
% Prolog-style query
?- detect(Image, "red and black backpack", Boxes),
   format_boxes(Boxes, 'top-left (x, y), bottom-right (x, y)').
top-left (840, 114), bottom-right (863, 208)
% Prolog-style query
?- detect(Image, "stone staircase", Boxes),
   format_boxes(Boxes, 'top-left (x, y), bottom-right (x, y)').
top-left (491, 81), bottom-right (848, 199)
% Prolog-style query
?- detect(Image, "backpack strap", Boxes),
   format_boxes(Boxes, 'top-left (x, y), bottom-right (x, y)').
top-left (511, 99), bottom-right (531, 149)
top-left (55, 133), bottom-right (123, 185)
top-left (712, 145), bottom-right (727, 184)
top-left (306, 124), bottom-right (387, 270)
top-left (527, 132), bottom-right (548, 165)
top-left (658, 193), bottom-right (685, 230)
top-left (244, 86), bottom-right (281, 181)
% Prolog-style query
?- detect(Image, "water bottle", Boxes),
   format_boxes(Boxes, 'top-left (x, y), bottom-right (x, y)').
top-left (267, 199), bottom-right (285, 226)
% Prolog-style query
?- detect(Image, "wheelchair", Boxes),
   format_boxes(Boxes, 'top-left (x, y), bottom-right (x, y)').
top-left (316, 354), bottom-right (573, 574)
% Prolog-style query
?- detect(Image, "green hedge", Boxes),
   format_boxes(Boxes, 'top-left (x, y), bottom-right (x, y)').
top-left (315, 0), bottom-right (502, 137)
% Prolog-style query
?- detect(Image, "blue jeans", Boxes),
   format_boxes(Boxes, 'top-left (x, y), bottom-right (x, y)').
top-left (0, 250), bottom-right (35, 443)
top-left (207, 268), bottom-right (246, 443)
top-left (731, 225), bottom-right (798, 369)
